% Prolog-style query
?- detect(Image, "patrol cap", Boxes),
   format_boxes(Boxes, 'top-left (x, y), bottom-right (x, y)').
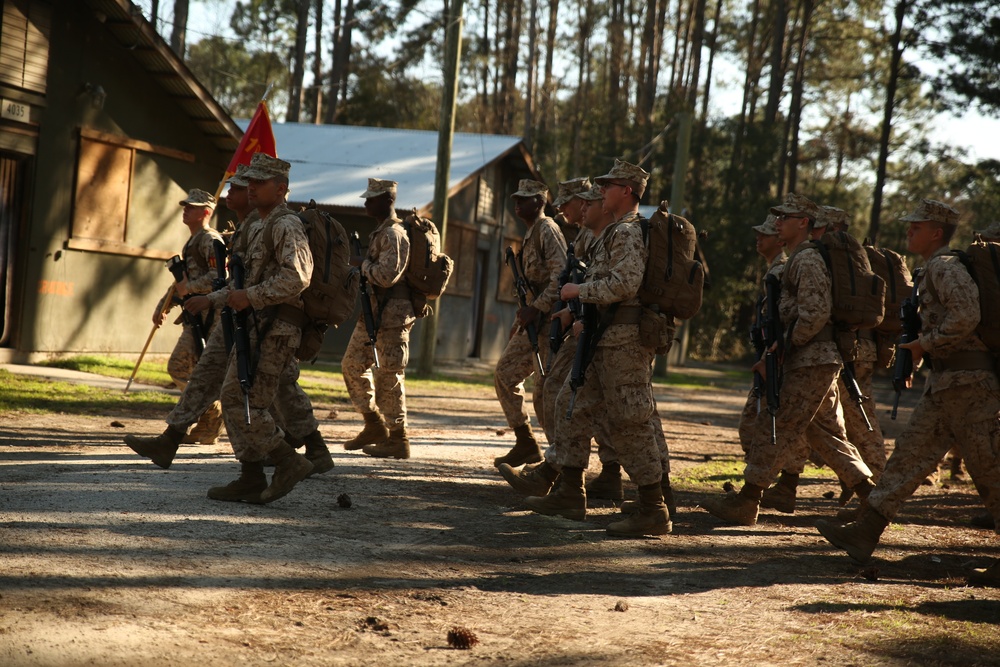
top-left (510, 179), bottom-right (549, 199)
top-left (900, 198), bottom-right (960, 226)
top-left (242, 152), bottom-right (291, 181)
top-left (226, 164), bottom-right (250, 188)
top-left (360, 178), bottom-right (398, 199)
top-left (752, 214), bottom-right (778, 235)
top-left (817, 205), bottom-right (849, 230)
top-left (975, 220), bottom-right (1000, 240)
top-left (770, 192), bottom-right (821, 222)
top-left (594, 159), bottom-right (650, 198)
top-left (553, 177), bottom-right (592, 207)
top-left (179, 188), bottom-right (216, 209)
top-left (577, 185), bottom-right (604, 201)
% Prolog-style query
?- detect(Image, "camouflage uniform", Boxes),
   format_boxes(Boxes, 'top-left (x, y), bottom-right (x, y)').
top-left (495, 211), bottom-right (567, 431)
top-left (341, 209), bottom-right (415, 427)
top-left (743, 243), bottom-right (873, 489)
top-left (552, 214), bottom-right (661, 486)
top-left (214, 202), bottom-right (312, 462)
top-left (867, 246), bottom-right (1000, 525)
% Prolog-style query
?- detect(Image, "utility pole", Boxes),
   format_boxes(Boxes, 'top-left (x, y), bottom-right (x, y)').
top-left (417, 0), bottom-right (464, 375)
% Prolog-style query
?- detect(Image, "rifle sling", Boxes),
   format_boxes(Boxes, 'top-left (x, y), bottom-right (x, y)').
top-left (930, 350), bottom-right (995, 372)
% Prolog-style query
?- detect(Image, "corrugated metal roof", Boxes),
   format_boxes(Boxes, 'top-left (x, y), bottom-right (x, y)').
top-left (238, 121), bottom-right (526, 212)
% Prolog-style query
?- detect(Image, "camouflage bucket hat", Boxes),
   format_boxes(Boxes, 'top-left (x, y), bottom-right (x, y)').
top-left (553, 177), bottom-right (592, 207)
top-left (752, 214), bottom-right (779, 236)
top-left (360, 178), bottom-right (398, 199)
top-left (226, 164), bottom-right (250, 188)
top-left (510, 179), bottom-right (549, 199)
top-left (179, 188), bottom-right (216, 209)
top-left (594, 159), bottom-right (650, 198)
top-left (770, 192), bottom-right (820, 222)
top-left (817, 205), bottom-right (849, 230)
top-left (899, 198), bottom-right (960, 226)
top-left (243, 152), bottom-right (291, 181)
top-left (975, 220), bottom-right (1000, 240)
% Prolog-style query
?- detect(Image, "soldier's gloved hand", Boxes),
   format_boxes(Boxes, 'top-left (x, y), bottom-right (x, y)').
top-left (185, 295), bottom-right (211, 315)
top-left (516, 305), bottom-right (540, 328)
top-left (226, 289), bottom-right (251, 312)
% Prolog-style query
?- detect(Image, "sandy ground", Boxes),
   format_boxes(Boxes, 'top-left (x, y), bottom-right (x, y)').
top-left (1, 365), bottom-right (999, 666)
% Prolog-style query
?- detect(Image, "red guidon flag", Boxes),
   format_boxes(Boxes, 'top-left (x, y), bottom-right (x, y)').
top-left (225, 100), bottom-right (277, 177)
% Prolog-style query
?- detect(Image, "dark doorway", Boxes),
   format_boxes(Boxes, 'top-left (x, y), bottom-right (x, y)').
top-left (468, 249), bottom-right (489, 358)
top-left (0, 152), bottom-right (28, 346)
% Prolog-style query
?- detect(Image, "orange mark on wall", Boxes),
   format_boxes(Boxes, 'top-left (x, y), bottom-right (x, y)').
top-left (38, 280), bottom-right (74, 296)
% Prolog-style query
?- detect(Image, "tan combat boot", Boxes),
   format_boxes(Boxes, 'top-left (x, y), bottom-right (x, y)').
top-left (968, 559), bottom-right (1000, 587)
top-left (700, 483), bottom-right (762, 526)
top-left (302, 429), bottom-right (335, 475)
top-left (499, 460), bottom-right (559, 496)
top-left (815, 504), bottom-right (889, 563)
top-left (344, 412), bottom-right (389, 451)
top-left (586, 462), bottom-right (624, 501)
top-left (833, 479), bottom-right (877, 521)
top-left (760, 471), bottom-right (798, 514)
top-left (363, 426), bottom-right (410, 459)
top-left (494, 423), bottom-right (543, 468)
top-left (124, 425), bottom-right (186, 469)
top-left (183, 401), bottom-right (224, 444)
top-left (524, 467), bottom-right (586, 521)
top-left (607, 482), bottom-right (671, 537)
top-left (259, 444), bottom-right (314, 503)
top-left (622, 476), bottom-right (677, 519)
top-left (207, 460), bottom-right (268, 503)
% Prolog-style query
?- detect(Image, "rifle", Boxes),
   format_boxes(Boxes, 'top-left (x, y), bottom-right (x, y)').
top-left (547, 243), bottom-right (586, 373)
top-left (229, 253), bottom-right (254, 425)
top-left (749, 295), bottom-right (766, 414)
top-left (841, 360), bottom-right (874, 431)
top-left (350, 231), bottom-right (380, 369)
top-left (166, 255), bottom-right (209, 357)
top-left (505, 246), bottom-right (544, 377)
top-left (212, 239), bottom-right (234, 352)
top-left (762, 273), bottom-right (783, 445)
top-left (565, 301), bottom-right (598, 418)
top-left (891, 276), bottom-right (922, 420)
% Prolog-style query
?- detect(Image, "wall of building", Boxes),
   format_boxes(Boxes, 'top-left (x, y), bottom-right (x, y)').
top-left (10, 3), bottom-right (229, 358)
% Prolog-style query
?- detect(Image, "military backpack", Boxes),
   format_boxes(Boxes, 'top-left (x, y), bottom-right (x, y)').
top-left (808, 230), bottom-right (886, 331)
top-left (949, 239), bottom-right (1000, 352)
top-left (637, 201), bottom-right (706, 321)
top-left (400, 209), bottom-right (454, 317)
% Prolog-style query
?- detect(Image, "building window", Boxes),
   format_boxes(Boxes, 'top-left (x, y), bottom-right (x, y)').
top-left (67, 129), bottom-right (195, 259)
top-left (443, 221), bottom-right (478, 298)
top-left (476, 174), bottom-right (495, 222)
top-left (0, 0), bottom-right (51, 94)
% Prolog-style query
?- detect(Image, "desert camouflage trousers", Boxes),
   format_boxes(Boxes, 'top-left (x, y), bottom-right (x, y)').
top-left (868, 381), bottom-right (1000, 529)
top-left (220, 322), bottom-right (301, 462)
top-left (494, 328), bottom-right (547, 431)
top-left (744, 363), bottom-right (872, 489)
top-left (342, 302), bottom-right (414, 427)
top-left (167, 320), bottom-right (318, 444)
top-left (551, 338), bottom-right (662, 486)
top-left (166, 322), bottom-right (223, 442)
top-left (768, 362), bottom-right (886, 481)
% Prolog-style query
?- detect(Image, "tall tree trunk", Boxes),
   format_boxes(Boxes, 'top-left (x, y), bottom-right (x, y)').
top-left (170, 0), bottom-right (189, 57)
top-left (150, 0), bottom-right (160, 31)
top-left (287, 0), bottom-right (311, 123)
top-left (763, 0), bottom-right (787, 127)
top-left (480, 0), bottom-right (492, 132)
top-left (607, 0), bottom-right (625, 155)
top-left (783, 0), bottom-right (813, 195)
top-left (684, 0), bottom-right (707, 110)
top-left (325, 0), bottom-right (354, 124)
top-left (727, 0), bottom-right (762, 201)
top-left (312, 0), bottom-right (324, 123)
top-left (524, 0), bottom-right (539, 148)
top-left (570, 0), bottom-right (593, 174)
top-left (537, 0), bottom-right (559, 175)
top-left (870, 0), bottom-right (908, 243)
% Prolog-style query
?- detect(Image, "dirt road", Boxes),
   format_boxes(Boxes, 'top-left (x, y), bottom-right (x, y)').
top-left (1, 367), bottom-right (998, 666)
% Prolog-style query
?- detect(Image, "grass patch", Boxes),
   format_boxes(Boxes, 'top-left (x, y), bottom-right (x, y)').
top-left (0, 369), bottom-right (177, 415)
top-left (672, 458), bottom-right (744, 492)
top-left (40, 355), bottom-right (173, 388)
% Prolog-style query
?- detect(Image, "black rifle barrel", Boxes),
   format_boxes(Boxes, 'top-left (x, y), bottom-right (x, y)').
top-left (505, 246), bottom-right (544, 378)
top-left (229, 254), bottom-right (254, 425)
top-left (351, 231), bottom-right (380, 369)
